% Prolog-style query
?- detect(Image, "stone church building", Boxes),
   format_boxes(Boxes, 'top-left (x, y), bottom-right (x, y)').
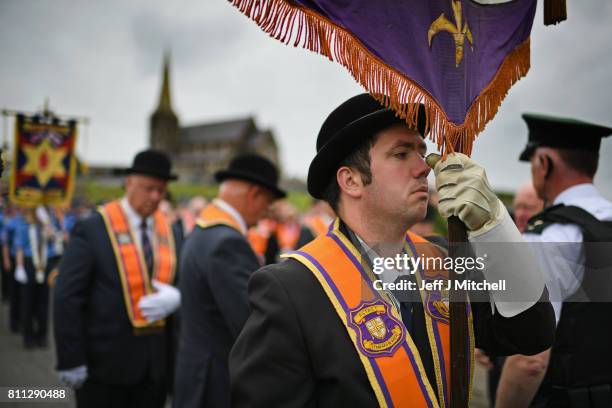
top-left (150, 56), bottom-right (280, 183)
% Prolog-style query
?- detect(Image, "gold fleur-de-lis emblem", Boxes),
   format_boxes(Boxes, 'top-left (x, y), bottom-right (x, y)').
top-left (428, 0), bottom-right (474, 67)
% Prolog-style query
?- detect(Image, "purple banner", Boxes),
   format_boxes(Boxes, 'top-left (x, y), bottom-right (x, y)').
top-left (231, 0), bottom-right (537, 153)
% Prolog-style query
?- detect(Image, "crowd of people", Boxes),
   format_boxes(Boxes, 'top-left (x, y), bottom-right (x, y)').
top-left (0, 200), bottom-right (90, 348)
top-left (0, 93), bottom-right (610, 408)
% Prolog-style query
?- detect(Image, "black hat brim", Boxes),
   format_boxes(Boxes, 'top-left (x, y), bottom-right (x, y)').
top-left (518, 143), bottom-right (537, 162)
top-left (307, 108), bottom-right (426, 199)
top-left (123, 167), bottom-right (178, 181)
top-left (215, 169), bottom-right (287, 199)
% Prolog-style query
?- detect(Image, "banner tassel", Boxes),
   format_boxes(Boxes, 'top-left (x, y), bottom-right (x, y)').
top-left (230, 0), bottom-right (531, 156)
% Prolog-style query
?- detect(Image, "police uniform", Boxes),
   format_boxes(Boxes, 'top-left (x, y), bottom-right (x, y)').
top-left (519, 114), bottom-right (612, 407)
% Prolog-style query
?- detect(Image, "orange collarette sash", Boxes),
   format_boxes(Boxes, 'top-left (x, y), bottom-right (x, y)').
top-left (196, 202), bottom-right (244, 234)
top-left (283, 219), bottom-right (474, 408)
top-left (276, 222), bottom-right (301, 250)
top-left (303, 214), bottom-right (331, 237)
top-left (99, 200), bottom-right (176, 328)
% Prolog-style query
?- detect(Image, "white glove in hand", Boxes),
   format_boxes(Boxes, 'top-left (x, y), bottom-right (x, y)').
top-left (138, 280), bottom-right (181, 323)
top-left (434, 153), bottom-right (503, 238)
top-left (59, 365), bottom-right (88, 389)
top-left (435, 153), bottom-right (546, 317)
top-left (15, 265), bottom-right (28, 284)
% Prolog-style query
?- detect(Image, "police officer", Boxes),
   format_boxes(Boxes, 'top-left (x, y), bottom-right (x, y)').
top-left (496, 114), bottom-right (612, 408)
top-left (229, 94), bottom-right (555, 407)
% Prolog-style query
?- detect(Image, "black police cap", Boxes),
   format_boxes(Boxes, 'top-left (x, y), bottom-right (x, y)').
top-left (519, 113), bottom-right (612, 161)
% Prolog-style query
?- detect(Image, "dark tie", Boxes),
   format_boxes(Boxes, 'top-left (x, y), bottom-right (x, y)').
top-left (36, 224), bottom-right (43, 257)
top-left (140, 220), bottom-right (154, 275)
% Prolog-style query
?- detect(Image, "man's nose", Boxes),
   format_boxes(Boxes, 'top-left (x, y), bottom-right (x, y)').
top-left (412, 155), bottom-right (431, 178)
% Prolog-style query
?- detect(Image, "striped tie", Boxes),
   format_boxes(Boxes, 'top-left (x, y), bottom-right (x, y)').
top-left (140, 220), bottom-right (154, 276)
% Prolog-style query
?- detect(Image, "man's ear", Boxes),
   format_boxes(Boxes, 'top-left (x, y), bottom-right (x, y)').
top-left (336, 166), bottom-right (363, 199)
top-left (538, 154), bottom-right (554, 180)
top-left (246, 184), bottom-right (260, 201)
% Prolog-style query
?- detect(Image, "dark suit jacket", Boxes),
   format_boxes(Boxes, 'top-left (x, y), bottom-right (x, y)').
top-left (229, 258), bottom-right (555, 408)
top-left (174, 224), bottom-right (260, 408)
top-left (53, 212), bottom-right (179, 386)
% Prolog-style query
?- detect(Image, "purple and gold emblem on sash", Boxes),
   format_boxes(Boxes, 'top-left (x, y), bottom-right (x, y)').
top-left (424, 286), bottom-right (450, 324)
top-left (348, 300), bottom-right (405, 358)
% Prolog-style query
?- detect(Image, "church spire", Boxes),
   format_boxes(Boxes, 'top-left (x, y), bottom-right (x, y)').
top-left (156, 51), bottom-right (173, 113)
top-left (150, 51), bottom-right (180, 153)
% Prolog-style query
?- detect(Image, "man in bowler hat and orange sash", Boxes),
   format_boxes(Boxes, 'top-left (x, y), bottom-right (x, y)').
top-left (230, 94), bottom-right (555, 407)
top-left (54, 149), bottom-right (181, 408)
top-left (174, 154), bottom-right (285, 408)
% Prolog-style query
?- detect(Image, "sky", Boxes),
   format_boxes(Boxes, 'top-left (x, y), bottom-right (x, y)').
top-left (1, 1), bottom-right (611, 197)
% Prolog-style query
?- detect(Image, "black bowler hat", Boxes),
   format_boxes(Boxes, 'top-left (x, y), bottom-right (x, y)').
top-left (519, 113), bottom-right (612, 162)
top-left (215, 154), bottom-right (286, 198)
top-left (123, 149), bottom-right (178, 181)
top-left (307, 93), bottom-right (427, 199)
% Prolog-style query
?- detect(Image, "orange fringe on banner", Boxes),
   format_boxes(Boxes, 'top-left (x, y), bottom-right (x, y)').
top-left (230, 0), bottom-right (531, 156)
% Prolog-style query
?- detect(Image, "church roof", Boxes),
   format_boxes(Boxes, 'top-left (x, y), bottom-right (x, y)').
top-left (180, 117), bottom-right (256, 144)
top-left (246, 129), bottom-right (276, 149)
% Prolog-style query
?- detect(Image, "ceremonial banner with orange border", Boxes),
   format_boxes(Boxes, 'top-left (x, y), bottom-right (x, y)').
top-left (230, 0), bottom-right (538, 155)
top-left (10, 114), bottom-right (78, 207)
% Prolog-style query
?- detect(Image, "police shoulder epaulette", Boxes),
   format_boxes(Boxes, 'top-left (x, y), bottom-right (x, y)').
top-left (525, 204), bottom-right (564, 235)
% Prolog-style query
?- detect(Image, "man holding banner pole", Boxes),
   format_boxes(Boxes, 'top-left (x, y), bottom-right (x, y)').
top-left (230, 94), bottom-right (555, 407)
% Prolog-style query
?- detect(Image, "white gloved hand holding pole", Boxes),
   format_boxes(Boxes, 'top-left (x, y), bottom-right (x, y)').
top-left (434, 153), bottom-right (502, 237)
top-left (434, 153), bottom-right (546, 317)
top-left (138, 280), bottom-right (181, 323)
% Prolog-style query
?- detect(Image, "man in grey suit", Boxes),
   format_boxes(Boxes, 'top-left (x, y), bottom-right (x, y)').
top-left (174, 154), bottom-right (285, 408)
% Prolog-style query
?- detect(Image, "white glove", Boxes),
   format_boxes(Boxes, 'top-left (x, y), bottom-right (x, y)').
top-left (15, 265), bottom-right (28, 284)
top-left (434, 153), bottom-right (546, 317)
top-left (138, 280), bottom-right (181, 323)
top-left (469, 208), bottom-right (546, 317)
top-left (434, 153), bottom-right (502, 238)
top-left (59, 365), bottom-right (88, 389)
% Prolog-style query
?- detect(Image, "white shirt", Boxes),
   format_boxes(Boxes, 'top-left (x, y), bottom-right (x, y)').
top-left (355, 234), bottom-right (414, 312)
top-left (213, 198), bottom-right (247, 235)
top-left (523, 184), bottom-right (612, 322)
top-left (120, 197), bottom-right (154, 252)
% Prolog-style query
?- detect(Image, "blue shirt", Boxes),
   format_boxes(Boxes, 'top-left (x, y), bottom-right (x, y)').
top-left (63, 212), bottom-right (77, 234)
top-left (2, 214), bottom-right (27, 257)
top-left (13, 220), bottom-right (56, 258)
